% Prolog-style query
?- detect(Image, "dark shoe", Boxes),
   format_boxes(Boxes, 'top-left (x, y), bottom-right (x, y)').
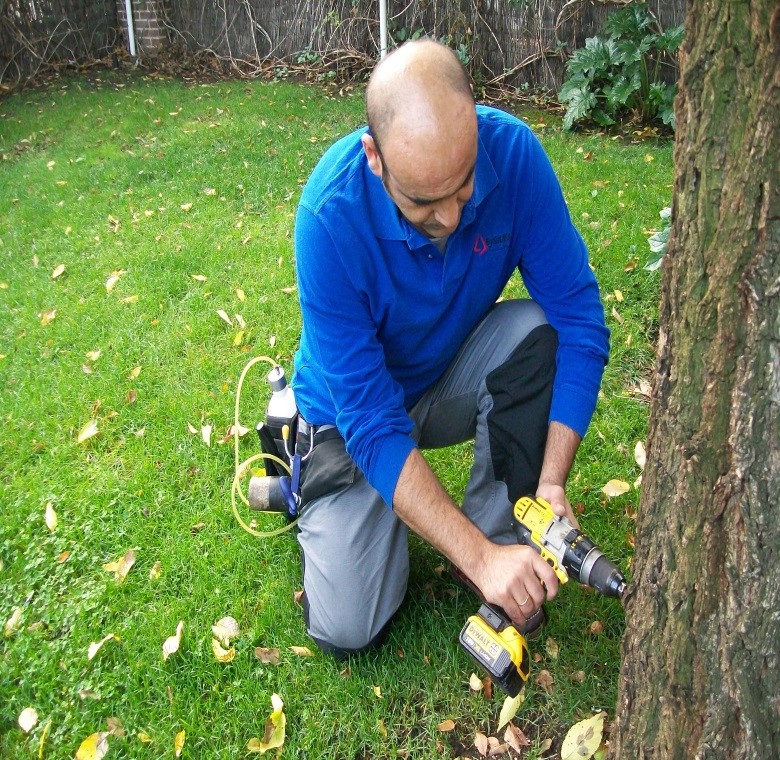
top-left (449, 564), bottom-right (546, 640)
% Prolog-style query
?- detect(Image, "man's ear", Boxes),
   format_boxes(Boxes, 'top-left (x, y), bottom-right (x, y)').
top-left (361, 133), bottom-right (383, 178)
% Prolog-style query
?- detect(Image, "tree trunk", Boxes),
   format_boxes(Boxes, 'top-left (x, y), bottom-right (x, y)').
top-left (610, 1), bottom-right (779, 758)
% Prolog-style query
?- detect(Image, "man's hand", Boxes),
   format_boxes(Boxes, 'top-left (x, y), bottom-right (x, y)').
top-left (471, 542), bottom-right (560, 625)
top-left (537, 422), bottom-right (582, 529)
top-left (536, 482), bottom-right (580, 529)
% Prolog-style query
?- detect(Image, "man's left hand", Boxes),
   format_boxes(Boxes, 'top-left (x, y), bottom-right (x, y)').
top-left (536, 482), bottom-right (580, 530)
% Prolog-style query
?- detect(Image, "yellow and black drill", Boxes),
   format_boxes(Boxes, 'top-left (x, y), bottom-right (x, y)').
top-left (459, 495), bottom-right (627, 695)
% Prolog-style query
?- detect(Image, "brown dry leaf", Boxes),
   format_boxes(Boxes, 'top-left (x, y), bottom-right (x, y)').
top-left (163, 620), bottom-right (184, 661)
top-left (18, 707), bottom-right (38, 733)
top-left (212, 616), bottom-right (240, 645)
top-left (44, 502), bottom-right (58, 532)
top-left (51, 264), bottom-right (66, 279)
top-left (75, 732), bottom-right (109, 760)
top-left (126, 390), bottom-right (137, 404)
top-left (211, 638), bottom-right (236, 663)
top-left (488, 741), bottom-right (509, 757)
top-left (290, 645), bottom-right (314, 657)
top-left (504, 724), bottom-right (531, 752)
top-left (602, 479), bottom-right (631, 498)
top-left (174, 729), bottom-right (186, 757)
top-left (590, 621), bottom-right (605, 635)
top-left (107, 717), bottom-right (125, 738)
top-left (216, 309), bottom-right (233, 326)
top-left (190, 522), bottom-right (206, 533)
top-left (87, 633), bottom-right (119, 660)
top-left (57, 551), bottom-right (71, 564)
top-left (254, 647), bottom-right (281, 664)
top-left (634, 441), bottom-right (647, 470)
top-left (102, 549), bottom-right (136, 584)
top-left (39, 308), bottom-right (56, 326)
top-left (474, 732), bottom-right (489, 756)
top-left (545, 636), bottom-right (559, 660)
top-left (437, 719), bottom-right (456, 732)
top-left (535, 669), bottom-right (554, 694)
top-left (570, 670), bottom-right (587, 683)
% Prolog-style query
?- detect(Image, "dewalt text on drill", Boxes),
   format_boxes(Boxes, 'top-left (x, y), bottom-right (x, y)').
top-left (459, 495), bottom-right (627, 695)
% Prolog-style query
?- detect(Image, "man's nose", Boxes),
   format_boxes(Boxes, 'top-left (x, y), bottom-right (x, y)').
top-left (434, 197), bottom-right (460, 230)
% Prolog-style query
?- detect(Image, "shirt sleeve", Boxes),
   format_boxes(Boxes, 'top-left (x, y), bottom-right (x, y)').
top-left (294, 204), bottom-right (416, 508)
top-left (517, 136), bottom-right (610, 437)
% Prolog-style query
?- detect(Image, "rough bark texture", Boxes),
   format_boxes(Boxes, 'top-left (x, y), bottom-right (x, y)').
top-left (611, 0), bottom-right (779, 758)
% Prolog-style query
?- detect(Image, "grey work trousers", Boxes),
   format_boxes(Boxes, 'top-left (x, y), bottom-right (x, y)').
top-left (295, 299), bottom-right (557, 654)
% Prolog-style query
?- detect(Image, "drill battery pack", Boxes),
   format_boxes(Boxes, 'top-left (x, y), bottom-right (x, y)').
top-left (459, 604), bottom-right (530, 697)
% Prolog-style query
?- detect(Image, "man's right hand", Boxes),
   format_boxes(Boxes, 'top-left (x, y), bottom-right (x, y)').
top-left (471, 542), bottom-right (560, 626)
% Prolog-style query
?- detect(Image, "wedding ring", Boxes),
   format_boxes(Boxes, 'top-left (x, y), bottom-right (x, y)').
top-left (518, 595), bottom-right (530, 607)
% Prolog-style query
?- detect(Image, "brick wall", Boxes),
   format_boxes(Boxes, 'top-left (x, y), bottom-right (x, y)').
top-left (116, 0), bottom-right (166, 55)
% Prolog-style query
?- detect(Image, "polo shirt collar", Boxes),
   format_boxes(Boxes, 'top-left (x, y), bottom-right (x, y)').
top-left (369, 132), bottom-right (499, 244)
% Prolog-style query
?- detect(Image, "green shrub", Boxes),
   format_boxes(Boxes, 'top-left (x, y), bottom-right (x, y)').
top-left (559, 2), bottom-right (684, 131)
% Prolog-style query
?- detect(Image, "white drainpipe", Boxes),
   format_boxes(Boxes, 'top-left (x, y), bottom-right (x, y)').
top-left (124, 0), bottom-right (137, 57)
top-left (379, 0), bottom-right (387, 59)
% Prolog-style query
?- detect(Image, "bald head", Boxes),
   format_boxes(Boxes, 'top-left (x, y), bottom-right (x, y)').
top-left (366, 39), bottom-right (474, 154)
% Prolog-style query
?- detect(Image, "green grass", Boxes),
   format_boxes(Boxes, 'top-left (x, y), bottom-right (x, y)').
top-left (0, 72), bottom-right (673, 759)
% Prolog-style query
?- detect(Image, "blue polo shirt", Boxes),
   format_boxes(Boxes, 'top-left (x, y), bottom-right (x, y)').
top-left (293, 105), bottom-right (609, 508)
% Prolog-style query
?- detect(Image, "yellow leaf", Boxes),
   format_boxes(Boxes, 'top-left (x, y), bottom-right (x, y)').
top-left (644, 154), bottom-right (654, 162)
top-left (40, 308), bottom-right (56, 326)
top-left (201, 424), bottom-right (212, 447)
top-left (137, 731), bottom-right (153, 744)
top-left (75, 732), bottom-right (109, 760)
top-left (246, 694), bottom-right (286, 754)
top-left (234, 314), bottom-right (246, 329)
top-left (203, 187), bottom-right (216, 196)
top-left (469, 673), bottom-right (483, 691)
top-left (163, 620), bottom-right (184, 661)
top-left (127, 366), bottom-right (141, 380)
top-left (236, 288), bottom-right (246, 302)
top-left (121, 294), bottom-right (139, 304)
top-left (77, 419), bottom-right (99, 444)
top-left (373, 685), bottom-right (382, 699)
top-left (233, 330), bottom-right (245, 346)
top-left (4, 607), bottom-right (22, 637)
top-left (174, 729), bottom-right (186, 757)
top-left (216, 309), bottom-right (233, 326)
top-left (497, 688), bottom-right (525, 731)
top-left (602, 479), bottom-right (631, 498)
top-left (187, 423), bottom-right (198, 435)
top-left (561, 712), bottom-right (606, 760)
top-left (43, 501), bottom-right (58, 532)
top-left (180, 202), bottom-right (193, 212)
top-left (614, 289), bottom-right (624, 302)
top-left (149, 561), bottom-right (162, 580)
top-left (102, 549), bottom-right (136, 583)
top-left (18, 707), bottom-right (38, 733)
top-left (211, 638), bottom-right (236, 663)
top-left (51, 264), bottom-right (66, 279)
top-left (545, 637), bottom-right (559, 660)
top-left (437, 719), bottom-right (455, 732)
top-left (634, 441), bottom-right (647, 470)
top-left (38, 719), bottom-right (51, 758)
top-left (191, 274), bottom-right (207, 282)
top-left (105, 270), bottom-right (125, 293)
top-left (86, 349), bottom-right (101, 361)
top-left (290, 645), bottom-right (314, 657)
top-left (87, 633), bottom-right (118, 660)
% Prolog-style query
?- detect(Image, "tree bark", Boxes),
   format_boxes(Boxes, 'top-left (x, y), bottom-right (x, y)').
top-left (610, 1), bottom-right (779, 758)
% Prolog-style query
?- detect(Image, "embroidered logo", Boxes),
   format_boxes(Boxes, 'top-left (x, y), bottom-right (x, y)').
top-left (472, 234), bottom-right (488, 256)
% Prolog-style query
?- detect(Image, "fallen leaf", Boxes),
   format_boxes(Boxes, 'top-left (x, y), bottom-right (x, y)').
top-left (75, 732), bottom-right (109, 760)
top-left (212, 616), bottom-right (240, 645)
top-left (38, 719), bottom-right (51, 756)
top-left (87, 633), bottom-right (118, 660)
top-left (469, 673), bottom-right (483, 691)
top-left (236, 287), bottom-right (246, 302)
top-left (634, 441), bottom-right (647, 470)
top-left (437, 719), bottom-right (455, 732)
top-left (5, 607), bottom-right (22, 637)
top-left (290, 645), bottom-right (314, 657)
top-left (127, 366), bottom-right (141, 380)
top-left (102, 549), bottom-right (136, 584)
top-left (254, 647), bottom-right (281, 664)
top-left (126, 390), bottom-right (137, 404)
top-left (201, 424), bottom-right (212, 447)
top-left (561, 712), bottom-right (606, 760)
top-left (18, 707), bottom-right (38, 733)
top-left (535, 669), bottom-right (554, 693)
top-left (105, 270), bottom-right (125, 293)
top-left (233, 330), bottom-right (245, 346)
top-left (570, 670), bottom-right (587, 683)
top-left (497, 689), bottom-right (525, 730)
top-left (77, 419), bottom-right (99, 444)
top-left (216, 309), bottom-right (233, 326)
top-left (246, 693), bottom-right (286, 754)
top-left (187, 422), bottom-right (198, 435)
top-left (149, 561), bottom-right (162, 580)
top-left (373, 685), bottom-right (383, 699)
top-left (590, 620), bottom-right (604, 635)
top-left (120, 294), bottom-right (139, 304)
top-left (474, 732), bottom-right (489, 755)
top-left (190, 522), bottom-right (206, 533)
top-left (44, 502), bottom-right (58, 532)
top-left (488, 741), bottom-right (509, 757)
top-left (211, 638), bottom-right (236, 663)
top-left (539, 738), bottom-right (553, 752)
top-left (180, 202), bottom-right (193, 212)
top-left (57, 550), bottom-right (71, 563)
top-left (203, 187), bottom-right (216, 196)
top-left (611, 306), bottom-right (624, 325)
top-left (137, 731), bottom-right (153, 744)
top-left (602, 479), bottom-right (630, 498)
top-left (191, 274), bottom-right (207, 282)
top-left (51, 264), bottom-right (66, 279)
top-left (39, 308), bottom-right (56, 326)
top-left (545, 637), bottom-right (559, 660)
top-left (504, 724), bottom-right (531, 752)
top-left (107, 717), bottom-right (125, 738)
top-left (174, 729), bottom-right (186, 757)
top-left (163, 621), bottom-right (184, 661)
top-left (614, 289), bottom-right (624, 302)
top-left (86, 349), bottom-right (101, 361)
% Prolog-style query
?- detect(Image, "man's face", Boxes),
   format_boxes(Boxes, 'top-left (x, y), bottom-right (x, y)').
top-left (379, 156), bottom-right (476, 239)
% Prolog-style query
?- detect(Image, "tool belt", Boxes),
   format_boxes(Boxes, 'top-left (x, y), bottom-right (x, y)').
top-left (295, 418), bottom-right (357, 507)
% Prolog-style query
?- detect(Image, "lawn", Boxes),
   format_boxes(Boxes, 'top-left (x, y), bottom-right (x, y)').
top-left (0, 70), bottom-right (673, 759)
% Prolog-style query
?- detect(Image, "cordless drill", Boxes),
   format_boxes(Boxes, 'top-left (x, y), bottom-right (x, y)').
top-left (459, 495), bottom-right (627, 694)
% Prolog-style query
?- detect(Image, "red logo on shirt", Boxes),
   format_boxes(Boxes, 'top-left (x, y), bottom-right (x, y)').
top-left (473, 235), bottom-right (488, 256)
